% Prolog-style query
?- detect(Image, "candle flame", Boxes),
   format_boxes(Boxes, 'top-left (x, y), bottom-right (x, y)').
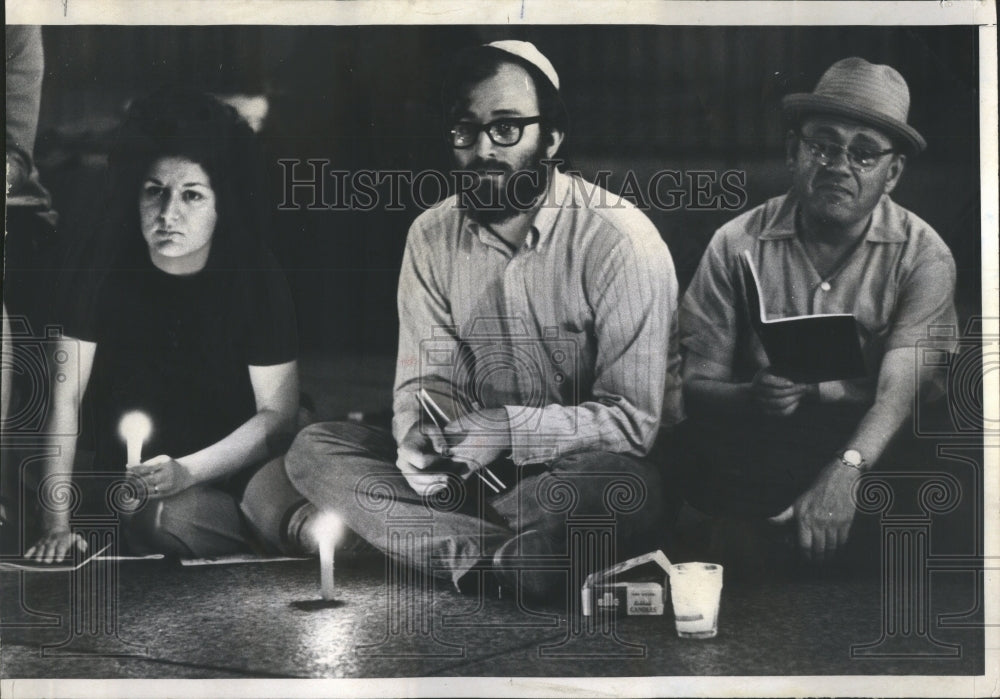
top-left (312, 511), bottom-right (345, 546)
top-left (119, 411), bottom-right (152, 444)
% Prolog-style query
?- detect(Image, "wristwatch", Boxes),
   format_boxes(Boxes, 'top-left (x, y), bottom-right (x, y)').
top-left (837, 449), bottom-right (867, 471)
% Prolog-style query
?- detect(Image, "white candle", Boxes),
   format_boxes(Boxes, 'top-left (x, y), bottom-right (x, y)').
top-left (118, 412), bottom-right (152, 466)
top-left (320, 534), bottom-right (335, 600)
top-left (313, 512), bottom-right (344, 601)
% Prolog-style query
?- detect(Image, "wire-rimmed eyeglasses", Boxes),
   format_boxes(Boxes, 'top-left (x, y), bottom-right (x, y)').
top-left (798, 134), bottom-right (895, 172)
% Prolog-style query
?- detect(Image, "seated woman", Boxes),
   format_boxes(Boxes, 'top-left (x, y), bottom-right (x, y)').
top-left (26, 87), bottom-right (310, 561)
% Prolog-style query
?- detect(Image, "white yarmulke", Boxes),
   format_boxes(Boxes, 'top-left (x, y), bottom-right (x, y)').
top-left (485, 40), bottom-right (560, 91)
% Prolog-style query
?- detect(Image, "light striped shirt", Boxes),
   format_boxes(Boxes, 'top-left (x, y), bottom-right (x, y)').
top-left (392, 169), bottom-right (683, 465)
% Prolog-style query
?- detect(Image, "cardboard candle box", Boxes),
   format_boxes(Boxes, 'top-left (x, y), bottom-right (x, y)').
top-left (581, 550), bottom-right (672, 616)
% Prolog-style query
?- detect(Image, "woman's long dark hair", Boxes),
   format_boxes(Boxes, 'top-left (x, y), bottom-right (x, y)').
top-left (59, 87), bottom-right (271, 328)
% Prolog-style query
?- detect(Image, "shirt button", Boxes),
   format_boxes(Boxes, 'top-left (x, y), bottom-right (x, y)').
top-left (820, 282), bottom-right (832, 291)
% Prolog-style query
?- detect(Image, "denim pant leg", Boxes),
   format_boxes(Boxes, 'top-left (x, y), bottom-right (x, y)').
top-left (124, 486), bottom-right (253, 557)
top-left (284, 421), bottom-right (513, 587)
top-left (239, 455), bottom-right (308, 555)
top-left (491, 451), bottom-right (665, 564)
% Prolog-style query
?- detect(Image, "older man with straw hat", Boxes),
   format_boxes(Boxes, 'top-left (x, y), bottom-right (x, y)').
top-left (677, 58), bottom-right (957, 570)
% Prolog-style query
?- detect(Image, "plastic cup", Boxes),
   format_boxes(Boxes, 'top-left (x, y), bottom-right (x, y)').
top-left (669, 562), bottom-right (723, 639)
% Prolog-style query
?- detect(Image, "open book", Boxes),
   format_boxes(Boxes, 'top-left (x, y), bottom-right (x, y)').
top-left (739, 250), bottom-right (867, 384)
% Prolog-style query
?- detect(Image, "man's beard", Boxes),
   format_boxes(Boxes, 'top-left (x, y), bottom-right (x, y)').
top-left (460, 146), bottom-right (551, 226)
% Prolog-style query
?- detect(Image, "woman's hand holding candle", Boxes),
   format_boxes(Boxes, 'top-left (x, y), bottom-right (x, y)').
top-left (128, 455), bottom-right (195, 499)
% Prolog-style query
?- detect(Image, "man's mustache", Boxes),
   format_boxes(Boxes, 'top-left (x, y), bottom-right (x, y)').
top-left (464, 159), bottom-right (514, 177)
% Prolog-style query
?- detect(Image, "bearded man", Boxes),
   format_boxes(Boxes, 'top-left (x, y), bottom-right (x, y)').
top-left (284, 41), bottom-right (682, 601)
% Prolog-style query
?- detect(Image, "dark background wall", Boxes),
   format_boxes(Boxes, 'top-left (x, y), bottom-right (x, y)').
top-left (33, 25), bottom-right (981, 355)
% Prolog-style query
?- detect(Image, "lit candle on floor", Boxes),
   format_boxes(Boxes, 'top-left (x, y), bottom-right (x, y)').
top-left (118, 411), bottom-right (152, 466)
top-left (313, 512), bottom-right (344, 601)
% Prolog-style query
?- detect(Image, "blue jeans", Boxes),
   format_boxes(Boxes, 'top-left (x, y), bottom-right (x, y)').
top-left (285, 421), bottom-right (666, 588)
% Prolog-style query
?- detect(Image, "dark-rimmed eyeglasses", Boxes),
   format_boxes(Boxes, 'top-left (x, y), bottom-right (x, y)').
top-left (449, 116), bottom-right (543, 149)
top-left (798, 134), bottom-right (895, 172)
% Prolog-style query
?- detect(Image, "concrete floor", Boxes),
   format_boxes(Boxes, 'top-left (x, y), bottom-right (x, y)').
top-left (0, 555), bottom-right (985, 680)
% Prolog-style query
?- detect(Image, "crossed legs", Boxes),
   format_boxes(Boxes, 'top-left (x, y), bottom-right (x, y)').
top-left (284, 421), bottom-right (665, 589)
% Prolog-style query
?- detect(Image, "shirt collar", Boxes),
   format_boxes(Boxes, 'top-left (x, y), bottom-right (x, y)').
top-left (759, 191), bottom-right (907, 243)
top-left (530, 168), bottom-right (570, 248)
top-left (864, 195), bottom-right (909, 242)
top-left (757, 193), bottom-right (798, 240)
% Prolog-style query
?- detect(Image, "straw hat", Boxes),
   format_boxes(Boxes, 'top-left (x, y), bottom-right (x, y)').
top-left (782, 57), bottom-right (925, 153)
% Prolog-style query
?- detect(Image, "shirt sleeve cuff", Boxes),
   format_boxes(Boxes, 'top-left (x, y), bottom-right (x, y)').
top-left (505, 405), bottom-right (560, 465)
top-left (391, 408), bottom-right (421, 445)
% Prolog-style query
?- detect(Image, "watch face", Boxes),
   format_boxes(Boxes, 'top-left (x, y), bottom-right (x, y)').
top-left (843, 449), bottom-right (863, 466)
